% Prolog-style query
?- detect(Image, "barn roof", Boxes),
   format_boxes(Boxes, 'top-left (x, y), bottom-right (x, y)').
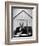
top-left (13, 10), bottom-right (32, 19)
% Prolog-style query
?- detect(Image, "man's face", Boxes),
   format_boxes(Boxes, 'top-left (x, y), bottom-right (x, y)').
top-left (19, 22), bottom-right (24, 28)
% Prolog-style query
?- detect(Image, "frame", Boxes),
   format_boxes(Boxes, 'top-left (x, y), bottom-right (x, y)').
top-left (5, 1), bottom-right (38, 45)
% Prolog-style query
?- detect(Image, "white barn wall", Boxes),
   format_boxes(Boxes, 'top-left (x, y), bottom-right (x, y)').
top-left (13, 10), bottom-right (32, 30)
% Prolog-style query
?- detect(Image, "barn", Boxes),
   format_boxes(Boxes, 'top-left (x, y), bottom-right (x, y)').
top-left (13, 10), bottom-right (32, 37)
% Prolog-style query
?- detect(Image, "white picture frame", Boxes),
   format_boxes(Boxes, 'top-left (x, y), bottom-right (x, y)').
top-left (5, 1), bottom-right (38, 44)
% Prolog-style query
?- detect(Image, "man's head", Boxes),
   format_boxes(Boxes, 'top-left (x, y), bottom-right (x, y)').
top-left (19, 22), bottom-right (24, 28)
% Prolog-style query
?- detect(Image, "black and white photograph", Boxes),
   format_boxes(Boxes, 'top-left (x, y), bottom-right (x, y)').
top-left (12, 7), bottom-right (33, 38)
